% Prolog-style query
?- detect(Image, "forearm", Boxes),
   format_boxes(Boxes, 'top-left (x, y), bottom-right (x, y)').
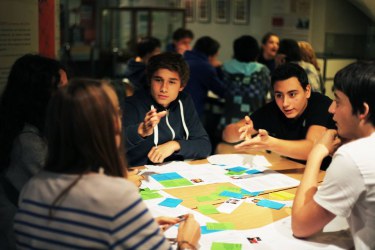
top-left (293, 146), bottom-right (326, 211)
top-left (292, 145), bottom-right (331, 237)
top-left (268, 137), bottom-right (314, 160)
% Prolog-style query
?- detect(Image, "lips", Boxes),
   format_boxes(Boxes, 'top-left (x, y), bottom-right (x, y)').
top-left (283, 109), bottom-right (294, 115)
top-left (158, 95), bottom-right (168, 99)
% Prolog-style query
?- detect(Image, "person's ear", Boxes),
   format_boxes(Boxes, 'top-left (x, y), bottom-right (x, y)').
top-left (358, 102), bottom-right (370, 121)
top-left (305, 84), bottom-right (311, 98)
top-left (179, 85), bottom-right (185, 91)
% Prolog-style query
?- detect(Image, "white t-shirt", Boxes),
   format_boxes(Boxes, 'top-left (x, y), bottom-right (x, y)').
top-left (314, 132), bottom-right (375, 250)
top-left (14, 171), bottom-right (171, 250)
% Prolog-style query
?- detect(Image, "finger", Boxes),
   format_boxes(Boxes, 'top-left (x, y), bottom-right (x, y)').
top-left (157, 111), bottom-right (167, 118)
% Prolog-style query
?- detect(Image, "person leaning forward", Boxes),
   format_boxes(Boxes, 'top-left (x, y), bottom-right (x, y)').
top-left (222, 63), bottom-right (335, 166)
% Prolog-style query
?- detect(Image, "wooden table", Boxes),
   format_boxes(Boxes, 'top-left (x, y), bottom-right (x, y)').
top-left (161, 143), bottom-right (325, 230)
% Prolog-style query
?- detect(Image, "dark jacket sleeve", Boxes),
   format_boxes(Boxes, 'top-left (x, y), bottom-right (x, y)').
top-left (123, 98), bottom-right (154, 166)
top-left (206, 65), bottom-right (227, 98)
top-left (175, 94), bottom-right (212, 159)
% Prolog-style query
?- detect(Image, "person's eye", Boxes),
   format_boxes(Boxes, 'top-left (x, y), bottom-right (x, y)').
top-left (290, 92), bottom-right (297, 97)
top-left (153, 78), bottom-right (162, 82)
top-left (275, 93), bottom-right (282, 99)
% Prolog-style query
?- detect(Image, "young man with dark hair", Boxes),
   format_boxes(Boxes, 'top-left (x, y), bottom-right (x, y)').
top-left (223, 63), bottom-right (335, 162)
top-left (123, 52), bottom-right (211, 166)
top-left (166, 28), bottom-right (194, 55)
top-left (292, 61), bottom-right (375, 250)
top-left (184, 36), bottom-right (226, 118)
top-left (124, 36), bottom-right (161, 91)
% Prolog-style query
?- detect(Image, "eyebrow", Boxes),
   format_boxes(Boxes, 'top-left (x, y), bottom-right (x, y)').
top-left (274, 90), bottom-right (298, 94)
top-left (153, 76), bottom-right (178, 81)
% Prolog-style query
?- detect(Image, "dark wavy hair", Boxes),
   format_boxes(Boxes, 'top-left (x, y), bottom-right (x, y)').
top-left (172, 28), bottom-right (194, 41)
top-left (333, 61), bottom-right (375, 125)
top-left (146, 52), bottom-right (190, 86)
top-left (137, 36), bottom-right (161, 58)
top-left (234, 35), bottom-right (260, 62)
top-left (0, 54), bottom-right (64, 169)
top-left (193, 36), bottom-right (220, 57)
top-left (271, 63), bottom-right (309, 89)
top-left (278, 39), bottom-right (302, 62)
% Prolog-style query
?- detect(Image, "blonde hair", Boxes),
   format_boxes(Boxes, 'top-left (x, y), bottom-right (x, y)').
top-left (298, 41), bottom-right (320, 72)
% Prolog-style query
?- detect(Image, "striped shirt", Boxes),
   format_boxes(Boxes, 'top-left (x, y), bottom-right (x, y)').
top-left (14, 171), bottom-right (171, 250)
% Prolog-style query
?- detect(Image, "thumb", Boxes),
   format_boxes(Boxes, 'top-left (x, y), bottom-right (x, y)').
top-left (157, 110), bottom-right (167, 118)
top-left (258, 129), bottom-right (268, 136)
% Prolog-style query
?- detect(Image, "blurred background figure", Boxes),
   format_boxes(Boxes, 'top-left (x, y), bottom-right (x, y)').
top-left (276, 38), bottom-right (322, 93)
top-left (124, 36), bottom-right (161, 92)
top-left (219, 35), bottom-right (270, 132)
top-left (258, 32), bottom-right (279, 74)
top-left (0, 54), bottom-right (68, 250)
top-left (298, 41), bottom-right (324, 93)
top-left (166, 28), bottom-right (194, 55)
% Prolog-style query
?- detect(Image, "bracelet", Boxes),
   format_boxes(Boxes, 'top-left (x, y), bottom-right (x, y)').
top-left (177, 240), bottom-right (197, 250)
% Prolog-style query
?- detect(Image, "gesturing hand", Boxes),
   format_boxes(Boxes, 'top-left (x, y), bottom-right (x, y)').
top-left (238, 116), bottom-right (257, 140)
top-left (235, 129), bottom-right (271, 151)
top-left (138, 108), bottom-right (167, 138)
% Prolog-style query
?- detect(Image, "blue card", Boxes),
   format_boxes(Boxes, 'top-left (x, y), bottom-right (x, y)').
top-left (219, 191), bottom-right (243, 199)
top-left (158, 198), bottom-right (183, 208)
top-left (227, 166), bottom-right (248, 172)
top-left (256, 199), bottom-right (285, 210)
top-left (245, 169), bottom-right (262, 174)
top-left (200, 226), bottom-right (222, 234)
top-left (240, 189), bottom-right (262, 196)
top-left (152, 172), bottom-right (182, 181)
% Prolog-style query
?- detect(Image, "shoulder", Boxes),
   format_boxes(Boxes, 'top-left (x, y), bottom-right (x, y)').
top-left (309, 92), bottom-right (332, 107)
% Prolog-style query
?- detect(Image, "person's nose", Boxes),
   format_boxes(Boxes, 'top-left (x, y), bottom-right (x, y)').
top-left (328, 101), bottom-right (336, 114)
top-left (282, 96), bottom-right (290, 108)
top-left (160, 82), bottom-right (168, 93)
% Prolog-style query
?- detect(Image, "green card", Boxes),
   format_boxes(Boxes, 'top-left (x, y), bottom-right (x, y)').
top-left (141, 192), bottom-right (163, 200)
top-left (159, 178), bottom-right (193, 188)
top-left (206, 222), bottom-right (234, 230)
top-left (226, 171), bottom-right (246, 176)
top-left (217, 186), bottom-right (242, 193)
top-left (196, 194), bottom-right (221, 202)
top-left (197, 204), bottom-right (220, 215)
top-left (211, 242), bottom-right (242, 250)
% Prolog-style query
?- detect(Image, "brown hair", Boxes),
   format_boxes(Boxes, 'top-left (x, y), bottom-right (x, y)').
top-left (45, 78), bottom-right (127, 177)
top-left (298, 41), bottom-right (320, 72)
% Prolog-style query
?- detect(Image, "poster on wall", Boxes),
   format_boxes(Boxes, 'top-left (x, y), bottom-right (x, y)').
top-left (270, 0), bottom-right (311, 41)
top-left (0, 0), bottom-right (38, 93)
top-left (0, 0), bottom-right (58, 94)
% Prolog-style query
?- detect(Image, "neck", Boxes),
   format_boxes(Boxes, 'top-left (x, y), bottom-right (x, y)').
top-left (263, 52), bottom-right (274, 60)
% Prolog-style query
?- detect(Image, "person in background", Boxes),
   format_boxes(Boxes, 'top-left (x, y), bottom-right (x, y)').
top-left (124, 36), bottom-right (161, 91)
top-left (298, 41), bottom-right (325, 93)
top-left (13, 78), bottom-right (201, 249)
top-left (276, 38), bottom-right (322, 92)
top-left (219, 35), bottom-right (270, 131)
top-left (166, 27), bottom-right (194, 55)
top-left (0, 54), bottom-right (68, 250)
top-left (222, 63), bottom-right (335, 165)
top-left (292, 61), bottom-right (375, 250)
top-left (183, 36), bottom-right (226, 119)
top-left (257, 32), bottom-right (279, 74)
top-left (123, 52), bottom-right (211, 167)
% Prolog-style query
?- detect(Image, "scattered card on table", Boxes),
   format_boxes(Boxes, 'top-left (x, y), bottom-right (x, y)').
top-left (198, 204), bottom-right (220, 215)
top-left (158, 198), bottom-right (183, 208)
top-left (217, 198), bottom-right (243, 214)
top-left (256, 199), bottom-right (285, 210)
top-left (211, 242), bottom-right (242, 250)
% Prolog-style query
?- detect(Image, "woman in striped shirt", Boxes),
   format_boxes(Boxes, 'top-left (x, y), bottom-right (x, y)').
top-left (14, 79), bottom-right (200, 249)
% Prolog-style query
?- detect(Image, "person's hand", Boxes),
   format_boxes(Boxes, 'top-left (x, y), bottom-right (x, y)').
top-left (148, 141), bottom-right (180, 163)
top-left (138, 108), bottom-right (167, 138)
top-left (177, 214), bottom-right (201, 250)
top-left (313, 129), bottom-right (341, 157)
top-left (156, 216), bottom-right (180, 231)
top-left (238, 116), bottom-right (257, 140)
top-left (235, 129), bottom-right (272, 151)
top-left (127, 174), bottom-right (143, 187)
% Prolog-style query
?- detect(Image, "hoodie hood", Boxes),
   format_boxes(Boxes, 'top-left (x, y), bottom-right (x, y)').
top-left (223, 59), bottom-right (268, 76)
